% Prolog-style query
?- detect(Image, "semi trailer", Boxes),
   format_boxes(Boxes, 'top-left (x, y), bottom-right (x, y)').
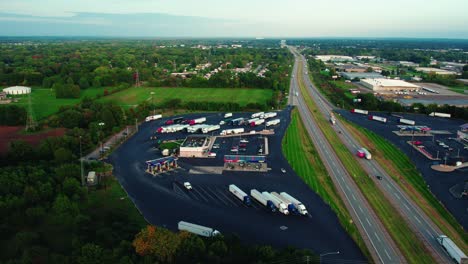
top-left (368, 115), bottom-right (387, 123)
top-left (224, 113), bottom-right (233, 118)
top-left (250, 189), bottom-right (276, 212)
top-left (165, 117), bottom-right (184, 125)
top-left (145, 114), bottom-right (162, 122)
top-left (250, 119), bottom-right (265, 127)
top-left (350, 109), bottom-right (369, 115)
top-left (251, 112), bottom-right (265, 118)
top-left (280, 192), bottom-right (308, 216)
top-left (271, 192), bottom-right (298, 214)
top-left (262, 112), bottom-right (277, 119)
top-left (429, 112), bottom-right (451, 118)
top-left (202, 125), bottom-right (220, 134)
top-left (262, 192), bottom-right (289, 215)
top-left (229, 184), bottom-right (252, 206)
top-left (357, 148), bottom-right (372, 160)
top-left (399, 118), bottom-right (416, 125)
top-left (178, 221), bottom-right (221, 237)
top-left (188, 117), bottom-right (207, 125)
top-left (220, 128), bottom-right (245, 136)
top-left (266, 119), bottom-right (280, 127)
top-left (436, 235), bottom-right (467, 264)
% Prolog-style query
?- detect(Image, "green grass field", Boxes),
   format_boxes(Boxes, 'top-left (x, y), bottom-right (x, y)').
top-left (343, 122), bottom-right (468, 253)
top-left (299, 63), bottom-right (434, 263)
top-left (9, 87), bottom-right (115, 120)
top-left (99, 87), bottom-right (273, 108)
top-left (282, 109), bottom-right (370, 259)
top-left (449, 85), bottom-right (468, 94)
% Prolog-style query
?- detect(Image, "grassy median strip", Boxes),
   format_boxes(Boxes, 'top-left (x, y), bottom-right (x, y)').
top-left (341, 119), bottom-right (468, 253)
top-left (297, 63), bottom-right (434, 263)
top-left (282, 109), bottom-right (371, 259)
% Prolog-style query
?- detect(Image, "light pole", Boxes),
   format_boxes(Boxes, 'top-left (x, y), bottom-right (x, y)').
top-left (150, 91), bottom-right (155, 115)
top-left (319, 251), bottom-right (340, 264)
top-left (79, 136), bottom-right (84, 186)
top-left (98, 122), bottom-right (105, 157)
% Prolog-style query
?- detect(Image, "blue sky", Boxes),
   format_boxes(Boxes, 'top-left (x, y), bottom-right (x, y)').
top-left (1, 0), bottom-right (467, 38)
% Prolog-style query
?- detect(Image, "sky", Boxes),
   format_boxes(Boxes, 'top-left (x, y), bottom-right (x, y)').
top-left (1, 0), bottom-right (468, 38)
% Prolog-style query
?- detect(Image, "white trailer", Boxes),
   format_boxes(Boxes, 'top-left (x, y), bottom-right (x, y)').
top-left (229, 184), bottom-right (251, 205)
top-left (262, 112), bottom-right (277, 119)
top-left (247, 118), bottom-right (260, 124)
top-left (250, 189), bottom-right (276, 212)
top-left (178, 221), bottom-right (221, 237)
top-left (251, 112), bottom-right (265, 118)
top-left (368, 115), bottom-right (387, 123)
top-left (429, 112), bottom-right (451, 118)
top-left (187, 124), bottom-right (209, 133)
top-left (224, 113), bottom-right (233, 118)
top-left (189, 117), bottom-right (207, 125)
top-left (250, 119), bottom-right (265, 127)
top-left (145, 114), bottom-right (162, 122)
top-left (172, 124), bottom-right (189, 132)
top-left (330, 116), bottom-right (336, 125)
top-left (436, 235), bottom-right (467, 264)
top-left (220, 128), bottom-right (245, 136)
top-left (271, 192), bottom-right (299, 214)
top-left (262, 191), bottom-right (289, 215)
top-left (280, 192), bottom-right (308, 215)
top-left (399, 118), bottom-right (416, 125)
top-left (351, 109), bottom-right (369, 115)
top-left (202, 125), bottom-right (220, 134)
top-left (266, 119), bottom-right (281, 127)
top-left (361, 148), bottom-right (372, 160)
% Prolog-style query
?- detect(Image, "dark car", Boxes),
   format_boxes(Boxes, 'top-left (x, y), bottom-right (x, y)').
top-left (376, 175), bottom-right (382, 180)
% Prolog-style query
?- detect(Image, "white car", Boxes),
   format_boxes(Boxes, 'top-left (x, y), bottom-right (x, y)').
top-left (208, 152), bottom-right (217, 157)
top-left (184, 182), bottom-right (192, 190)
top-left (281, 168), bottom-right (286, 173)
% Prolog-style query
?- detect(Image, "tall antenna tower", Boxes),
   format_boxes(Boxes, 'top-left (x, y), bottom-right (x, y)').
top-left (25, 93), bottom-right (37, 131)
top-left (134, 70), bottom-right (141, 87)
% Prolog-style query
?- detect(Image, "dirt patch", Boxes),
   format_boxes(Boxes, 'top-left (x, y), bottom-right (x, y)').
top-left (0, 126), bottom-right (66, 154)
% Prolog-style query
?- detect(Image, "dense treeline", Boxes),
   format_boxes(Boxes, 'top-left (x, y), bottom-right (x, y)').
top-left (307, 58), bottom-right (468, 120)
top-left (0, 40), bottom-right (292, 98)
top-left (0, 105), bottom-right (27, 125)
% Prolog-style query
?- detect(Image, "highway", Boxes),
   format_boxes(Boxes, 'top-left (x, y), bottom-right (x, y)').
top-left (288, 50), bottom-right (402, 263)
top-left (289, 47), bottom-right (452, 263)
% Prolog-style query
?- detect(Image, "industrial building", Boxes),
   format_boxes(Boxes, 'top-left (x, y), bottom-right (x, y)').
top-left (340, 72), bottom-right (383, 80)
top-left (179, 135), bottom-right (211, 157)
top-left (336, 64), bottom-right (368, 73)
top-left (315, 55), bottom-right (354, 62)
top-left (361, 78), bottom-right (421, 91)
top-left (416, 67), bottom-right (459, 75)
top-left (3, 86), bottom-right (31, 95)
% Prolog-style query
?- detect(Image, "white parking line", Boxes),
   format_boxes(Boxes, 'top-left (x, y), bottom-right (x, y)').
top-left (216, 189), bottom-right (239, 207)
top-left (192, 188), bottom-right (209, 202)
top-left (197, 186), bottom-right (218, 203)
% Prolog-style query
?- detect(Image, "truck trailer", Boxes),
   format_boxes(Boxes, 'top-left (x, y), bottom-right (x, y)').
top-left (266, 119), bottom-right (281, 127)
top-left (187, 124), bottom-right (209, 133)
top-left (399, 118), bottom-right (416, 125)
top-left (262, 112), bottom-right (277, 119)
top-left (250, 119), bottom-right (265, 127)
top-left (165, 117), bottom-right (184, 125)
top-left (429, 112), bottom-right (451, 118)
top-left (436, 235), bottom-right (467, 264)
top-left (188, 117), bottom-right (207, 125)
top-left (145, 114), bottom-right (162, 122)
top-left (220, 128), bottom-right (245, 136)
top-left (224, 113), bottom-right (233, 118)
top-left (280, 192), bottom-right (308, 216)
top-left (250, 189), bottom-right (276, 212)
top-left (230, 118), bottom-right (245, 126)
top-left (202, 125), bottom-right (220, 134)
top-left (251, 112), bottom-right (265, 118)
top-left (229, 184), bottom-right (252, 206)
top-left (368, 115), bottom-right (387, 123)
top-left (262, 192), bottom-right (289, 215)
top-left (271, 192), bottom-right (298, 214)
top-left (178, 221), bottom-right (221, 237)
top-left (350, 109), bottom-right (369, 115)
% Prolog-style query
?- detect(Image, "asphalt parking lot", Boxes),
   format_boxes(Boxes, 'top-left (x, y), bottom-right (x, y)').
top-left (108, 107), bottom-right (365, 262)
top-left (337, 109), bottom-right (468, 229)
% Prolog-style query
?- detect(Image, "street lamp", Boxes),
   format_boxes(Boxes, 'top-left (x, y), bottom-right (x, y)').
top-left (150, 91), bottom-right (155, 115)
top-left (98, 122), bottom-right (105, 156)
top-left (319, 251), bottom-right (340, 264)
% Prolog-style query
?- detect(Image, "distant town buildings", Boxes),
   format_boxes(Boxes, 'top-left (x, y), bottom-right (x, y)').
top-left (315, 55), bottom-right (354, 62)
top-left (416, 67), bottom-right (459, 75)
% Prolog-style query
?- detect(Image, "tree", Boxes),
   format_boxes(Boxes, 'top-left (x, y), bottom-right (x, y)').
top-left (77, 243), bottom-right (104, 264)
top-left (7, 140), bottom-right (35, 163)
top-left (54, 147), bottom-right (73, 164)
top-left (62, 177), bottom-right (82, 199)
top-left (177, 233), bottom-right (206, 261)
top-left (133, 225), bottom-right (181, 263)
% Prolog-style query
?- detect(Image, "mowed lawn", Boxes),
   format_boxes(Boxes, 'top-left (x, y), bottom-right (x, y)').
top-left (98, 87), bottom-right (273, 108)
top-left (10, 88), bottom-right (113, 120)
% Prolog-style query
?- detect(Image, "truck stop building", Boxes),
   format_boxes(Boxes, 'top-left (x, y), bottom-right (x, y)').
top-left (361, 78), bottom-right (421, 91)
top-left (146, 157), bottom-right (178, 175)
top-left (179, 135), bottom-right (211, 157)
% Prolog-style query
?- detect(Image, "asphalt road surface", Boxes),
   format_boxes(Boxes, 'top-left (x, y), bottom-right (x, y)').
top-left (290, 47), bottom-right (453, 263)
top-left (288, 48), bottom-right (402, 263)
top-left (108, 110), bottom-right (366, 262)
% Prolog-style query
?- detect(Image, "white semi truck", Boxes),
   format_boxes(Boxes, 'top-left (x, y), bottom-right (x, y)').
top-left (430, 112), bottom-right (451, 118)
top-left (202, 125), bottom-right (220, 134)
top-left (262, 192), bottom-right (289, 215)
top-left (251, 112), bottom-right (265, 118)
top-left (229, 184), bottom-right (252, 206)
top-left (266, 119), bottom-right (280, 127)
top-left (436, 235), bottom-right (467, 264)
top-left (178, 221), bottom-right (221, 237)
top-left (220, 128), bottom-right (245, 136)
top-left (280, 192), bottom-right (308, 216)
top-left (145, 114), bottom-right (162, 122)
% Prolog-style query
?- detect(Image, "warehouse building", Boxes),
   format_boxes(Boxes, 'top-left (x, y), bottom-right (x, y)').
top-left (416, 67), bottom-right (458, 75)
top-left (315, 55), bottom-right (354, 62)
top-left (340, 72), bottom-right (383, 80)
top-left (179, 135), bottom-right (211, 157)
top-left (361, 78), bottom-right (421, 91)
top-left (3, 86), bottom-right (31, 95)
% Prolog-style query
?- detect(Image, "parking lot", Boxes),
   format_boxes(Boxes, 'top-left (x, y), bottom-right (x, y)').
top-left (107, 107), bottom-right (365, 262)
top-left (338, 109), bottom-right (468, 229)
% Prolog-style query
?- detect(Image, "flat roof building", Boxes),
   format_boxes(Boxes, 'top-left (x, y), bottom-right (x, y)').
top-left (340, 72), bottom-right (384, 80)
top-left (3, 86), bottom-right (31, 95)
top-left (315, 55), bottom-right (354, 62)
top-left (416, 67), bottom-right (458, 75)
top-left (179, 135), bottom-right (211, 158)
top-left (361, 78), bottom-right (420, 91)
